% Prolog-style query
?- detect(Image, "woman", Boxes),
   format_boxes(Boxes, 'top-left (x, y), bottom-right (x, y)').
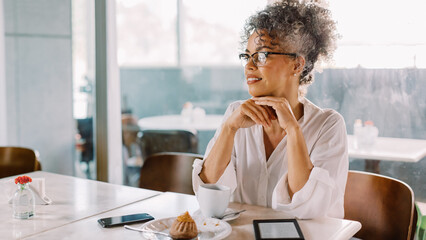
top-left (192, 0), bottom-right (347, 219)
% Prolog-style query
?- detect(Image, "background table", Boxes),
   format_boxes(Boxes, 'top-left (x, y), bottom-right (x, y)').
top-left (25, 191), bottom-right (361, 240)
top-left (347, 135), bottom-right (426, 173)
top-left (138, 114), bottom-right (223, 154)
top-left (0, 171), bottom-right (160, 239)
top-left (138, 114), bottom-right (223, 132)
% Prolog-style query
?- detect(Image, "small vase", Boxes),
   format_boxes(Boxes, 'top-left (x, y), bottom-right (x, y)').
top-left (12, 183), bottom-right (35, 219)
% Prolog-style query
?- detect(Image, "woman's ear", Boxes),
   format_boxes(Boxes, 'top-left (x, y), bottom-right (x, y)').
top-left (294, 56), bottom-right (305, 74)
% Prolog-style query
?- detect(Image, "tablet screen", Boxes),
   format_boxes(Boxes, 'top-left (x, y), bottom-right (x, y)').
top-left (253, 219), bottom-right (304, 240)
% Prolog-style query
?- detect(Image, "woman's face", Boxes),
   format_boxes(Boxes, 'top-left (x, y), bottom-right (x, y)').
top-left (244, 31), bottom-right (299, 98)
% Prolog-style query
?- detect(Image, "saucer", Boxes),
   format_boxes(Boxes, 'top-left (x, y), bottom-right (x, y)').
top-left (194, 208), bottom-right (242, 221)
top-left (140, 216), bottom-right (231, 240)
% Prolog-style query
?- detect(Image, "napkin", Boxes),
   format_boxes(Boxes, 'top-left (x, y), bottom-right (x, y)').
top-left (2, 178), bottom-right (53, 205)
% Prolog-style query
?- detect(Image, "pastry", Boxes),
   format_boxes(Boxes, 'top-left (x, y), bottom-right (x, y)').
top-left (169, 211), bottom-right (198, 239)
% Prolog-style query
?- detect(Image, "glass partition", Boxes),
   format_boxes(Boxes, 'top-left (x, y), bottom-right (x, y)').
top-left (115, 0), bottom-right (425, 207)
top-left (116, 0), bottom-right (266, 186)
top-left (72, 0), bottom-right (96, 179)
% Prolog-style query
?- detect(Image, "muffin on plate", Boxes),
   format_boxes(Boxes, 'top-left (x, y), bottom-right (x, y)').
top-left (169, 211), bottom-right (198, 239)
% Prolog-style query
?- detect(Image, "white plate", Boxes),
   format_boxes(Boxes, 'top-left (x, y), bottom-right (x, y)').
top-left (193, 208), bottom-right (241, 222)
top-left (140, 216), bottom-right (232, 240)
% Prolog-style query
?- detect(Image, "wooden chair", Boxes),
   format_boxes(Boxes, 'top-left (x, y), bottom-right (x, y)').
top-left (344, 170), bottom-right (417, 240)
top-left (0, 147), bottom-right (42, 178)
top-left (138, 129), bottom-right (198, 159)
top-left (138, 152), bottom-right (203, 195)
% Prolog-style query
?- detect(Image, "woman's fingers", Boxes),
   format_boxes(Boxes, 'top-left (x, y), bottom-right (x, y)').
top-left (253, 97), bottom-right (290, 113)
top-left (249, 102), bottom-right (273, 126)
top-left (253, 96), bottom-right (299, 131)
top-left (242, 100), bottom-right (272, 127)
top-left (232, 98), bottom-right (284, 129)
top-left (262, 105), bottom-right (277, 120)
top-left (252, 96), bottom-right (284, 102)
top-left (253, 99), bottom-right (280, 113)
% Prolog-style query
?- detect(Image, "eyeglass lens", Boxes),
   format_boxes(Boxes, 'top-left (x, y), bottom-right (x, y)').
top-left (240, 52), bottom-right (267, 67)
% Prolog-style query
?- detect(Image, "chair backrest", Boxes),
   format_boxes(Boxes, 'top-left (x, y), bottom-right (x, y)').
top-left (138, 152), bottom-right (203, 195)
top-left (0, 147), bottom-right (41, 178)
top-left (76, 118), bottom-right (94, 163)
top-left (138, 130), bottom-right (198, 159)
top-left (122, 114), bottom-right (140, 148)
top-left (344, 170), bottom-right (416, 240)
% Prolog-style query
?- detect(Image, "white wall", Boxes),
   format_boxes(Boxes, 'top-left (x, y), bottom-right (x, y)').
top-left (3, 0), bottom-right (74, 175)
top-left (0, 0), bottom-right (7, 145)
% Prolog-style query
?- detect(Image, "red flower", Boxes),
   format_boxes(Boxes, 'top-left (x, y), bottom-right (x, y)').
top-left (14, 175), bottom-right (32, 185)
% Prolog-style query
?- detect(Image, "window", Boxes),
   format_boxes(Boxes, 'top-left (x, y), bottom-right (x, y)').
top-left (328, 0), bottom-right (426, 68)
top-left (116, 1), bottom-right (426, 205)
top-left (116, 0), bottom-right (177, 66)
top-left (116, 0), bottom-right (266, 187)
top-left (180, 0), bottom-right (265, 66)
top-left (116, 0), bottom-right (266, 67)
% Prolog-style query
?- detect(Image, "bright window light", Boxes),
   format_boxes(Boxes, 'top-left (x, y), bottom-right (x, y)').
top-left (116, 0), bottom-right (426, 68)
top-left (328, 0), bottom-right (426, 68)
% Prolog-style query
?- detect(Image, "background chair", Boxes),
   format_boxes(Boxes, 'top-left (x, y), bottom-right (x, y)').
top-left (138, 129), bottom-right (198, 159)
top-left (122, 114), bottom-right (141, 155)
top-left (344, 170), bottom-right (417, 240)
top-left (138, 152), bottom-right (203, 195)
top-left (121, 114), bottom-right (143, 186)
top-left (76, 118), bottom-right (94, 179)
top-left (0, 147), bottom-right (41, 178)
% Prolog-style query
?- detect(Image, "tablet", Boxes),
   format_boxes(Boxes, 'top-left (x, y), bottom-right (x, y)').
top-left (253, 219), bottom-right (305, 240)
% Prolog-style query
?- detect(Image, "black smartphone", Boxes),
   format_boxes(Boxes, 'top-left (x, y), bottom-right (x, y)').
top-left (98, 213), bottom-right (154, 228)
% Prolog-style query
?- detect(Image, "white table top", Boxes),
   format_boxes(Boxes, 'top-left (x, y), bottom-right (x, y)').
top-left (347, 135), bottom-right (426, 162)
top-left (138, 114), bottom-right (223, 132)
top-left (25, 191), bottom-right (361, 240)
top-left (0, 171), bottom-right (160, 239)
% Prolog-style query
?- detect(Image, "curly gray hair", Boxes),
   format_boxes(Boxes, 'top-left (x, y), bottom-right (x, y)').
top-left (241, 0), bottom-right (338, 92)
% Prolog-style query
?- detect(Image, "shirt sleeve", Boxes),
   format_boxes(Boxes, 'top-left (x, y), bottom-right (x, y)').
top-left (192, 102), bottom-right (240, 195)
top-left (272, 112), bottom-right (348, 219)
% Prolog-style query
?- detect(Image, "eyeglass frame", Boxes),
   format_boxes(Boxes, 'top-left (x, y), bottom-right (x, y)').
top-left (239, 51), bottom-right (298, 67)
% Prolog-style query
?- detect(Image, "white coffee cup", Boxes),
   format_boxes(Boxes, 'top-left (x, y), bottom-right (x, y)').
top-left (197, 184), bottom-right (231, 218)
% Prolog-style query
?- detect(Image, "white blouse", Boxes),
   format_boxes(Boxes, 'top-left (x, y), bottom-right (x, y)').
top-left (192, 97), bottom-right (348, 219)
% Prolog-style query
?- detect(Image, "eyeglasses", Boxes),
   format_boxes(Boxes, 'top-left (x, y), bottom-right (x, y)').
top-left (239, 51), bottom-right (297, 67)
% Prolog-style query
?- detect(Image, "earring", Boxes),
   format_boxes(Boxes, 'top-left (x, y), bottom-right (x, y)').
top-left (294, 73), bottom-right (297, 77)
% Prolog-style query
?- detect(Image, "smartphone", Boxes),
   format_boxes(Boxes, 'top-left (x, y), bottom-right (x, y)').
top-left (98, 213), bottom-right (154, 228)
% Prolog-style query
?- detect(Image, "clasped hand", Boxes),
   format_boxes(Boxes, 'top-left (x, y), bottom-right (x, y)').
top-left (225, 96), bottom-right (298, 132)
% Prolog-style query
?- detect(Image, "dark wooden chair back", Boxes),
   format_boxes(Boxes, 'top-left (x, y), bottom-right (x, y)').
top-left (76, 118), bottom-right (94, 163)
top-left (344, 170), bottom-right (416, 240)
top-left (138, 152), bottom-right (203, 195)
top-left (0, 147), bottom-right (41, 178)
top-left (138, 130), bottom-right (198, 159)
